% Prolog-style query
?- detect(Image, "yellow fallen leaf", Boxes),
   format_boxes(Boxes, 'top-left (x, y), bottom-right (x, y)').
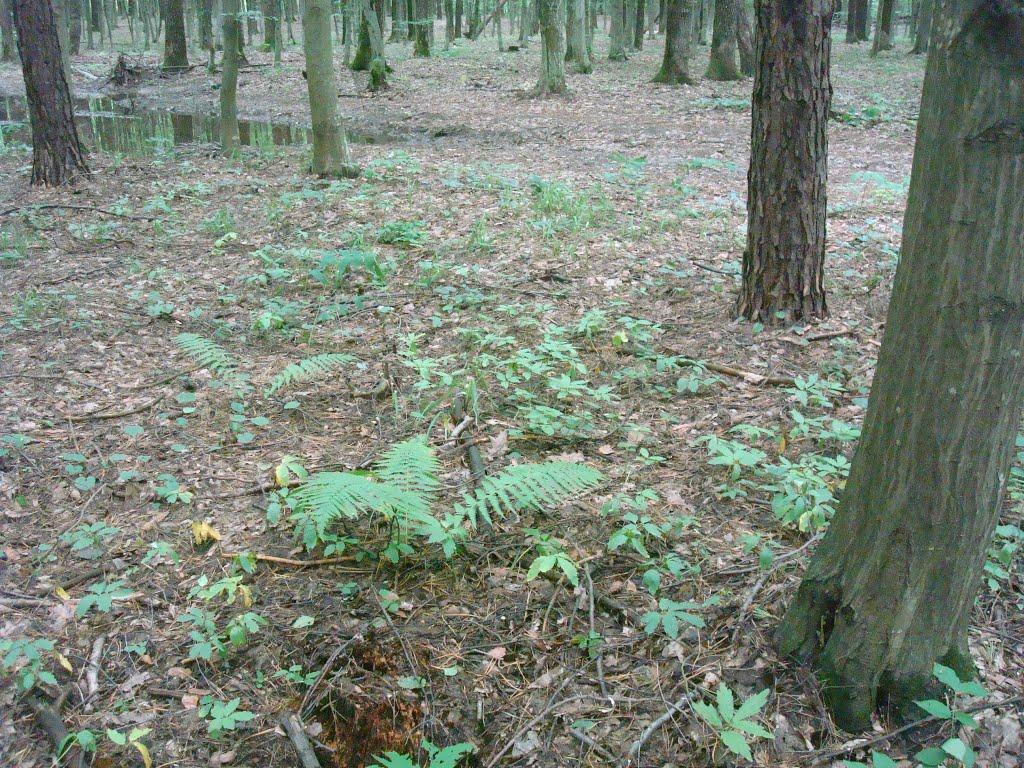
top-left (239, 584), bottom-right (253, 608)
top-left (191, 521), bottom-right (221, 546)
top-left (133, 741), bottom-right (153, 768)
top-left (56, 652), bottom-right (73, 673)
top-left (55, 586), bottom-right (71, 601)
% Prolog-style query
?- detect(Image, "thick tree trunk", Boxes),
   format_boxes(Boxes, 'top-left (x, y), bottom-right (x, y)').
top-left (737, 0), bottom-right (832, 323)
top-left (412, 0), bottom-right (430, 53)
top-left (535, 0), bottom-right (565, 93)
top-left (909, 0), bottom-right (930, 53)
top-left (854, 0), bottom-right (867, 39)
top-left (870, 0), bottom-right (893, 55)
top-left (705, 0), bottom-right (739, 80)
top-left (778, 2), bottom-right (1024, 731)
top-left (220, 0), bottom-right (239, 153)
top-left (735, 0), bottom-right (752, 75)
top-left (302, 0), bottom-right (359, 177)
top-left (608, 0), bottom-right (625, 57)
top-left (261, 0), bottom-right (279, 49)
top-left (565, 0), bottom-right (590, 72)
top-left (651, 0), bottom-right (691, 83)
top-left (163, 0), bottom-right (189, 68)
top-left (0, 0), bottom-right (13, 61)
top-left (12, 0), bottom-right (90, 185)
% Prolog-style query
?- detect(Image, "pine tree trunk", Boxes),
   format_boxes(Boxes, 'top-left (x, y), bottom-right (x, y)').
top-left (651, 0), bottom-right (691, 83)
top-left (608, 0), bottom-right (625, 58)
top-left (909, 0), bottom-right (930, 53)
top-left (535, 0), bottom-right (565, 93)
top-left (0, 0), bottom-right (13, 61)
top-left (220, 0), bottom-right (239, 153)
top-left (705, 0), bottom-right (739, 80)
top-left (737, 0), bottom-right (832, 323)
top-left (412, 0), bottom-right (430, 53)
top-left (565, 0), bottom-right (590, 72)
top-left (163, 0), bottom-right (189, 68)
top-left (870, 0), bottom-right (893, 55)
top-left (302, 0), bottom-right (359, 177)
top-left (12, 0), bottom-right (90, 185)
top-left (735, 0), bottom-right (752, 76)
top-left (778, 2), bottom-right (1024, 731)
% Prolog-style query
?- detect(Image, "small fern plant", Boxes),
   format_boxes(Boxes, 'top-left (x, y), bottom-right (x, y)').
top-left (265, 353), bottom-right (357, 396)
top-left (289, 436), bottom-right (602, 559)
top-left (176, 333), bottom-right (239, 378)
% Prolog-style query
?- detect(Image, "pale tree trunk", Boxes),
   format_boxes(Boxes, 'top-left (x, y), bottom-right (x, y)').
top-left (391, 0), bottom-right (407, 39)
top-left (535, 0), bottom-right (565, 93)
top-left (13, 0), bottom-right (89, 185)
top-left (302, 0), bottom-right (359, 177)
top-left (608, 0), bottom-right (625, 58)
top-left (910, 0), bottom-right (930, 53)
top-left (870, 0), bottom-right (893, 55)
top-left (737, 0), bottom-right (832, 323)
top-left (652, 0), bottom-right (691, 83)
top-left (779, 1), bottom-right (1024, 731)
top-left (735, 0), bottom-right (752, 75)
top-left (705, 0), bottom-right (739, 79)
top-left (163, 0), bottom-right (189, 68)
top-left (220, 0), bottom-right (239, 153)
top-left (565, 0), bottom-right (590, 72)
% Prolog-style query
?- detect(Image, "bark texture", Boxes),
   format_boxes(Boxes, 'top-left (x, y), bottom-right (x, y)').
top-left (565, 0), bottom-right (591, 72)
top-left (13, 0), bottom-right (89, 185)
top-left (536, 0), bottom-right (566, 92)
top-left (778, 0), bottom-right (1024, 731)
top-left (870, 0), bottom-right (894, 54)
top-left (413, 0), bottom-right (430, 54)
top-left (735, 0), bottom-right (753, 75)
top-left (738, 0), bottom-right (832, 323)
top-left (910, 0), bottom-right (931, 53)
top-left (706, 0), bottom-right (740, 79)
top-left (608, 0), bottom-right (626, 58)
top-left (652, 0), bottom-right (693, 83)
top-left (220, 0), bottom-right (240, 153)
top-left (302, 0), bottom-right (359, 177)
top-left (0, 0), bottom-right (13, 61)
top-left (163, 0), bottom-right (189, 69)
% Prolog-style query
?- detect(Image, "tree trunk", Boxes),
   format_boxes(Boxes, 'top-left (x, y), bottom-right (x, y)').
top-left (651, 0), bottom-right (691, 83)
top-left (565, 0), bottom-right (590, 72)
top-left (631, 0), bottom-right (643, 48)
top-left (909, 0), bottom-right (930, 53)
top-left (412, 0), bottom-right (429, 53)
top-left (53, 0), bottom-right (72, 82)
top-left (870, 0), bottom-right (893, 55)
top-left (535, 0), bottom-right (565, 93)
top-left (734, 0), bottom-right (752, 76)
top-left (705, 0), bottom-right (739, 80)
top-left (220, 0), bottom-right (239, 153)
top-left (12, 0), bottom-right (90, 185)
top-left (197, 0), bottom-right (211, 45)
top-left (261, 0), bottom-right (279, 48)
top-left (454, 0), bottom-right (461, 33)
top-left (607, 0), bottom-right (625, 58)
top-left (778, 2), bottom-right (1024, 731)
top-left (163, 0), bottom-right (188, 68)
top-left (301, 0), bottom-right (358, 177)
top-left (854, 0), bottom-right (867, 39)
top-left (737, 0), bottom-right (832, 323)
top-left (0, 0), bottom-right (13, 60)
top-left (68, 0), bottom-right (82, 53)
top-left (391, 0), bottom-right (407, 39)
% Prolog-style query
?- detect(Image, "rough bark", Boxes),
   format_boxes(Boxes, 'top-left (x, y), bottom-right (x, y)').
top-left (535, 0), bottom-right (566, 93)
top-left (454, 0), bottom-right (461, 33)
top-left (853, 0), bottom-right (867, 39)
top-left (652, 0), bottom-right (692, 83)
top-left (870, 0), bottom-right (894, 54)
top-left (608, 0), bottom-right (626, 57)
top-left (302, 0), bottom-right (359, 177)
top-left (632, 0), bottom-right (643, 48)
top-left (412, 0), bottom-right (430, 53)
top-left (910, 0), bottom-right (931, 53)
top-left (391, 0), bottom-right (408, 39)
top-left (0, 0), bottom-right (13, 61)
top-left (735, 0), bottom-right (753, 75)
top-left (68, 0), bottom-right (82, 53)
top-left (220, 0), bottom-right (240, 153)
top-left (12, 0), bottom-right (90, 185)
top-left (163, 0), bottom-right (189, 68)
top-left (565, 0), bottom-right (591, 71)
top-left (778, 0), bottom-right (1024, 731)
top-left (261, 0), bottom-right (279, 49)
top-left (706, 0), bottom-right (740, 80)
top-left (737, 0), bottom-right (832, 323)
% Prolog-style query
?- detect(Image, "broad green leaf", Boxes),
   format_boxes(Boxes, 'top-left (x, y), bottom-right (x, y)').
top-left (692, 700), bottom-right (722, 728)
top-left (914, 699), bottom-right (952, 719)
top-left (719, 729), bottom-right (753, 761)
top-left (716, 684), bottom-right (735, 720)
top-left (733, 688), bottom-right (770, 721)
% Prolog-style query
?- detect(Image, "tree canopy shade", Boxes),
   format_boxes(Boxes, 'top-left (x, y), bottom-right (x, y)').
top-left (12, 0), bottom-right (89, 185)
top-left (778, 0), bottom-right (1024, 732)
top-left (736, 0), bottom-right (833, 323)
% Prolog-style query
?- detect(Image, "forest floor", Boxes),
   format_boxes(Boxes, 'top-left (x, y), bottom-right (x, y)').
top-left (1, 27), bottom-right (1022, 768)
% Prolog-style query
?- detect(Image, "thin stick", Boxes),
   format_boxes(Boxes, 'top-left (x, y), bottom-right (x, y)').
top-left (86, 635), bottom-right (106, 699)
top-left (702, 361), bottom-right (796, 387)
top-left (0, 203), bottom-right (159, 221)
top-left (68, 392), bottom-right (168, 422)
top-left (583, 565), bottom-right (610, 700)
top-left (569, 727), bottom-right (617, 763)
top-left (486, 679), bottom-right (582, 768)
top-left (218, 552), bottom-right (369, 569)
top-left (279, 712), bottom-right (322, 768)
top-left (624, 693), bottom-right (690, 764)
top-left (25, 695), bottom-right (85, 768)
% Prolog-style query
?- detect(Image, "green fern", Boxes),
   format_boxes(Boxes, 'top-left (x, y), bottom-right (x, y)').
top-left (376, 436), bottom-right (441, 496)
top-left (176, 333), bottom-right (238, 376)
top-left (265, 353), bottom-right (357, 396)
top-left (454, 462), bottom-right (603, 527)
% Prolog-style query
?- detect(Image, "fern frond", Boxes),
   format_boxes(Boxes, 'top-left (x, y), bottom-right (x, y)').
top-left (454, 461), bottom-right (603, 527)
top-left (176, 333), bottom-right (238, 376)
top-left (265, 353), bottom-right (357, 396)
top-left (375, 436), bottom-right (441, 497)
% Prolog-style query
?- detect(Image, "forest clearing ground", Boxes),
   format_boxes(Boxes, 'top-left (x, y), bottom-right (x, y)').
top-left (1, 30), bottom-right (1021, 768)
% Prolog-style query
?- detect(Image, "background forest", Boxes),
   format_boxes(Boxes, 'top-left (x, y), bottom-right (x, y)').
top-left (0, 1), bottom-right (1021, 768)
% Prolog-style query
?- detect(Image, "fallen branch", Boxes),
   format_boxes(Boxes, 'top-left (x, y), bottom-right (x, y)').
top-left (486, 678), bottom-right (582, 768)
top-left (68, 392), bottom-right (168, 422)
top-left (624, 693), bottom-right (690, 764)
top-left (85, 635), bottom-right (106, 702)
top-left (218, 552), bottom-right (368, 569)
top-left (25, 695), bottom-right (84, 768)
top-left (702, 361), bottom-right (795, 387)
top-left (452, 393), bottom-right (491, 530)
top-left (280, 712), bottom-right (323, 768)
top-left (0, 203), bottom-right (159, 221)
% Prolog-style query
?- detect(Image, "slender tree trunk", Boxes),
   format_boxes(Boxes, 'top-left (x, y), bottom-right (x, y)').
top-left (737, 0), bottom-right (833, 323)
top-left (391, 0), bottom-right (407, 38)
top-left (631, 0), bottom-right (643, 48)
top-left (706, 0), bottom-right (739, 79)
top-left (735, 0), bottom-right (752, 75)
top-left (454, 0), bottom-right (461, 33)
top-left (302, 0), bottom-right (358, 176)
top-left (412, 0), bottom-right (429, 53)
top-left (68, 0), bottom-right (82, 53)
top-left (651, 0), bottom-right (691, 83)
top-left (565, 0), bottom-right (590, 71)
top-left (535, 0), bottom-right (565, 93)
top-left (12, 0), bottom-right (90, 185)
top-left (870, 0), bottom-right (892, 54)
top-left (909, 0), bottom-right (930, 53)
top-left (0, 0), bottom-right (14, 60)
top-left (854, 0), bottom-right (867, 39)
top-left (779, 1), bottom-right (1024, 731)
top-left (197, 0), bottom-right (211, 45)
top-left (361, 0), bottom-right (387, 87)
top-left (261, 0), bottom-right (278, 48)
top-left (220, 0), bottom-right (239, 152)
top-left (163, 0), bottom-right (189, 68)
top-left (608, 0), bottom-right (625, 58)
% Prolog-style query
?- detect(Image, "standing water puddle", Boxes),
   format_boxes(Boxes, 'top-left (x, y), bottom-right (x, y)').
top-left (0, 94), bottom-right (404, 155)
